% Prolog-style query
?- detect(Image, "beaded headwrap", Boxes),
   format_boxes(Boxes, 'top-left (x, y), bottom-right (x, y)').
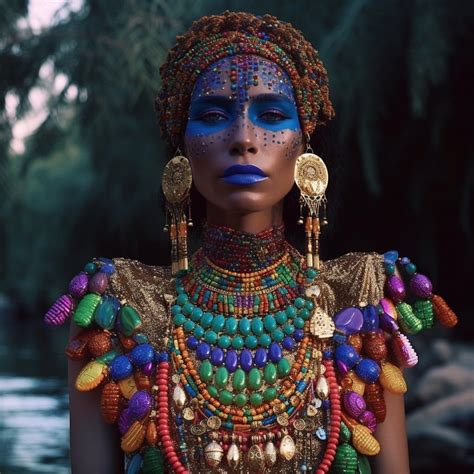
top-left (155, 11), bottom-right (335, 150)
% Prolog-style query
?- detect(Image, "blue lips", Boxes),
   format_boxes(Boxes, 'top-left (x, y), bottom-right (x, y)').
top-left (222, 164), bottom-right (268, 186)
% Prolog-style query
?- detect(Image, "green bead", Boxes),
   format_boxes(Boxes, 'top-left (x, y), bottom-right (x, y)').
top-left (295, 297), bottom-right (305, 309)
top-left (234, 393), bottom-right (248, 407)
top-left (275, 311), bottom-right (287, 325)
top-left (171, 305), bottom-right (182, 316)
top-left (339, 421), bottom-right (352, 443)
top-left (258, 334), bottom-right (271, 347)
top-left (278, 358), bottom-right (291, 377)
top-left (194, 325), bottom-right (204, 338)
top-left (245, 335), bottom-right (258, 349)
top-left (211, 314), bottom-right (225, 332)
top-left (250, 392), bottom-right (263, 406)
top-left (249, 368), bottom-right (263, 390)
top-left (208, 385), bottom-right (218, 398)
top-left (283, 323), bottom-right (295, 335)
top-left (305, 300), bottom-right (314, 311)
top-left (183, 320), bottom-right (195, 333)
top-left (232, 335), bottom-right (244, 349)
top-left (239, 318), bottom-right (251, 336)
top-left (176, 293), bottom-right (188, 306)
top-left (357, 453), bottom-right (372, 474)
top-left (200, 312), bottom-right (213, 328)
top-left (225, 317), bottom-right (238, 335)
top-left (218, 335), bottom-right (231, 349)
top-left (264, 315), bottom-right (277, 332)
top-left (264, 363), bottom-right (277, 384)
top-left (204, 330), bottom-right (218, 344)
top-left (406, 263), bottom-right (417, 274)
top-left (263, 387), bottom-right (277, 401)
top-left (396, 302), bottom-right (423, 334)
top-left (384, 262), bottom-right (395, 275)
top-left (298, 308), bottom-right (311, 320)
top-left (182, 302), bottom-right (194, 315)
top-left (118, 304), bottom-right (142, 336)
top-left (190, 307), bottom-right (203, 322)
top-left (251, 317), bottom-right (264, 336)
top-left (215, 367), bottom-right (229, 388)
top-left (199, 360), bottom-right (213, 382)
top-left (173, 313), bottom-right (186, 326)
top-left (74, 293), bottom-right (102, 328)
top-left (219, 389), bottom-right (233, 405)
top-left (232, 369), bottom-right (246, 392)
top-left (285, 305), bottom-right (297, 319)
top-left (96, 348), bottom-right (120, 365)
top-left (271, 329), bottom-right (284, 342)
top-left (294, 317), bottom-right (305, 329)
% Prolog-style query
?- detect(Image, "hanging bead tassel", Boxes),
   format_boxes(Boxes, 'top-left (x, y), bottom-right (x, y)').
top-left (305, 215), bottom-right (313, 268)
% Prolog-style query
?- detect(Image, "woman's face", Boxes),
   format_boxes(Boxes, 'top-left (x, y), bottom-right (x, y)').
top-left (184, 54), bottom-right (304, 217)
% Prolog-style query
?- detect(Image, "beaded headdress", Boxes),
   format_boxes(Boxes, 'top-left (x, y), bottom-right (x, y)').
top-left (155, 11), bottom-right (335, 150)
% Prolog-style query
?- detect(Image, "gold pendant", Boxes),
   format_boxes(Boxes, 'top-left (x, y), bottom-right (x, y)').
top-left (264, 441), bottom-right (277, 467)
top-left (247, 444), bottom-right (265, 471)
top-left (226, 442), bottom-right (240, 469)
top-left (279, 434), bottom-right (296, 461)
top-left (309, 306), bottom-right (335, 338)
top-left (204, 441), bottom-right (224, 467)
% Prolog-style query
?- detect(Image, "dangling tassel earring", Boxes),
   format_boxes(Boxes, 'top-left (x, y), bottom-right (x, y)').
top-left (162, 149), bottom-right (193, 275)
top-left (294, 134), bottom-right (329, 270)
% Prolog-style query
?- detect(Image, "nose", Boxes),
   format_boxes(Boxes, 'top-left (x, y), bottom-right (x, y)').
top-left (229, 114), bottom-right (258, 157)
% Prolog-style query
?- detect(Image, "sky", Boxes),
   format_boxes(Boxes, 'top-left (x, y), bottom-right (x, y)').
top-left (6, 0), bottom-right (83, 154)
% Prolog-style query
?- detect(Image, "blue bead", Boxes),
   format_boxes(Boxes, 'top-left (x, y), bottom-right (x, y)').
top-left (196, 342), bottom-right (211, 360)
top-left (157, 351), bottom-right (169, 362)
top-left (355, 357), bottom-right (381, 383)
top-left (240, 349), bottom-right (253, 371)
top-left (322, 400), bottom-right (330, 409)
top-left (99, 257), bottom-right (114, 265)
top-left (225, 350), bottom-right (238, 373)
top-left (333, 333), bottom-right (347, 345)
top-left (401, 257), bottom-right (410, 265)
top-left (282, 336), bottom-right (295, 351)
top-left (211, 347), bottom-right (224, 366)
top-left (294, 329), bottom-right (304, 342)
top-left (110, 355), bottom-right (132, 380)
top-left (176, 414), bottom-right (183, 426)
top-left (383, 250), bottom-right (399, 263)
top-left (268, 342), bottom-right (282, 363)
top-left (335, 344), bottom-right (360, 369)
top-left (254, 348), bottom-right (267, 368)
top-left (130, 343), bottom-right (154, 367)
top-left (362, 305), bottom-right (380, 332)
top-left (322, 349), bottom-right (333, 360)
top-left (100, 263), bottom-right (116, 275)
top-left (315, 427), bottom-right (327, 440)
top-left (187, 336), bottom-right (198, 350)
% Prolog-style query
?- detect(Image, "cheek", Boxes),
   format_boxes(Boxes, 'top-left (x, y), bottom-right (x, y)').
top-left (262, 130), bottom-right (303, 161)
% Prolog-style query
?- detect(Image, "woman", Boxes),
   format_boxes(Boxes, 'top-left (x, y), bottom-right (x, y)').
top-left (45, 11), bottom-right (457, 474)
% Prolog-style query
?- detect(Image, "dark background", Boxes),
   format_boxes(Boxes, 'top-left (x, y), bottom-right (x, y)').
top-left (0, 1), bottom-right (473, 473)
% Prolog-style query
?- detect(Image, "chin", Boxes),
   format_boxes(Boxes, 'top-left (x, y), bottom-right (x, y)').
top-left (212, 191), bottom-right (273, 214)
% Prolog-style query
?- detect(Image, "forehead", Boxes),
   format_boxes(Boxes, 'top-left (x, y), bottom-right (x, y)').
top-left (190, 54), bottom-right (296, 104)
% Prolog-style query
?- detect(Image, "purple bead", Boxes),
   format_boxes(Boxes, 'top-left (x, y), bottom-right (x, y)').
top-left (343, 391), bottom-right (366, 418)
top-left (358, 410), bottom-right (377, 433)
top-left (225, 350), bottom-right (238, 372)
top-left (110, 355), bottom-right (133, 380)
top-left (334, 307), bottom-right (364, 334)
top-left (384, 275), bottom-right (406, 304)
top-left (68, 272), bottom-right (89, 298)
top-left (336, 360), bottom-right (349, 374)
top-left (118, 408), bottom-right (132, 434)
top-left (211, 347), bottom-right (224, 366)
top-left (355, 358), bottom-right (381, 383)
top-left (334, 344), bottom-right (360, 369)
top-left (128, 391), bottom-right (152, 420)
top-left (130, 343), bottom-right (154, 367)
top-left (240, 349), bottom-right (253, 372)
top-left (268, 342), bottom-right (282, 363)
top-left (196, 342), bottom-right (211, 360)
top-left (187, 336), bottom-right (198, 350)
top-left (362, 305), bottom-right (379, 333)
top-left (282, 336), bottom-right (295, 351)
top-left (254, 348), bottom-right (267, 368)
top-left (410, 273), bottom-right (433, 298)
top-left (142, 361), bottom-right (153, 376)
top-left (379, 312), bottom-right (399, 333)
top-left (88, 271), bottom-right (109, 295)
top-left (294, 329), bottom-right (304, 342)
top-left (44, 294), bottom-right (74, 326)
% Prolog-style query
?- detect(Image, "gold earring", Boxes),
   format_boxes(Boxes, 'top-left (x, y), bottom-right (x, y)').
top-left (162, 148), bottom-right (193, 275)
top-left (294, 134), bottom-right (329, 270)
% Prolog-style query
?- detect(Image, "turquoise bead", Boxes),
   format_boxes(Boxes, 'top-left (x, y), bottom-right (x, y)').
top-left (200, 312), bottom-right (213, 328)
top-left (183, 320), bottom-right (195, 333)
top-left (305, 300), bottom-right (314, 311)
top-left (239, 318), bottom-right (251, 336)
top-left (182, 302), bottom-right (194, 315)
top-left (194, 325), bottom-right (205, 338)
top-left (173, 313), bottom-right (186, 326)
top-left (285, 305), bottom-right (297, 319)
top-left (271, 329), bottom-right (284, 342)
top-left (176, 294), bottom-right (188, 306)
top-left (283, 324), bottom-right (295, 335)
top-left (251, 317), bottom-right (264, 336)
top-left (232, 335), bottom-right (244, 349)
top-left (294, 317), bottom-right (305, 329)
top-left (305, 268), bottom-right (317, 279)
top-left (295, 297), bottom-right (305, 309)
top-left (406, 262), bottom-right (417, 274)
top-left (275, 311), bottom-right (287, 325)
top-left (278, 358), bottom-right (291, 377)
top-left (190, 307), bottom-right (203, 322)
top-left (259, 334), bottom-right (271, 347)
top-left (384, 262), bottom-right (395, 274)
top-left (171, 305), bottom-right (182, 316)
top-left (225, 317), bottom-right (238, 335)
top-left (211, 314), bottom-right (225, 332)
top-left (218, 335), bottom-right (231, 349)
top-left (245, 335), bottom-right (258, 349)
top-left (264, 314), bottom-right (277, 332)
top-left (204, 330), bottom-right (218, 344)
top-left (299, 308), bottom-right (311, 320)
top-left (84, 262), bottom-right (97, 274)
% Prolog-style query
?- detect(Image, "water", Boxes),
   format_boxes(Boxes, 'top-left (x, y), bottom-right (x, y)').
top-left (0, 316), bottom-right (71, 473)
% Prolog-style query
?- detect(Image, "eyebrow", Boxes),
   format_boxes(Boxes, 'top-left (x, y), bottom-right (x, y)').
top-left (189, 93), bottom-right (294, 106)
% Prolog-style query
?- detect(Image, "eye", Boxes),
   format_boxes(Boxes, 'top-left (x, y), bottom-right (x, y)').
top-left (198, 110), bottom-right (228, 123)
top-left (259, 110), bottom-right (288, 122)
